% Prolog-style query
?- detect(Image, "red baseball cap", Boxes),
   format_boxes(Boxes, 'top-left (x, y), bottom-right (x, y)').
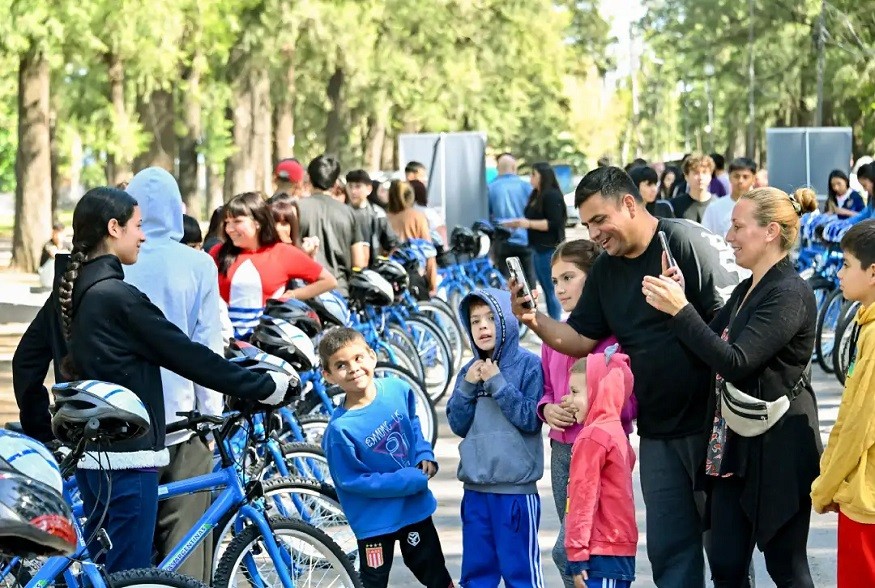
top-left (274, 159), bottom-right (304, 183)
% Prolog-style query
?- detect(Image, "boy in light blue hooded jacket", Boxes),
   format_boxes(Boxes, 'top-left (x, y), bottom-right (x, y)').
top-left (447, 287), bottom-right (545, 588)
top-left (123, 167), bottom-right (224, 582)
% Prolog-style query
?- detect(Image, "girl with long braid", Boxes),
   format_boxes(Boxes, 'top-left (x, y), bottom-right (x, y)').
top-left (14, 187), bottom-right (295, 573)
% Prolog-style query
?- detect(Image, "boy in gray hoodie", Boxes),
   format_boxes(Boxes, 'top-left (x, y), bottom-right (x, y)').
top-left (447, 288), bottom-right (545, 588)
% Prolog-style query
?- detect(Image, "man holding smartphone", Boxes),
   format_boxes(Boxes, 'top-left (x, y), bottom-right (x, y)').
top-left (511, 166), bottom-right (746, 587)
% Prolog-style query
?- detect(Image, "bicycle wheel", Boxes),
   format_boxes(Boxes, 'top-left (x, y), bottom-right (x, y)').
top-left (832, 301), bottom-right (861, 384)
top-left (107, 567), bottom-right (210, 587)
top-left (212, 517), bottom-right (362, 588)
top-left (816, 289), bottom-right (845, 373)
top-left (213, 477), bottom-right (356, 572)
top-left (419, 299), bottom-right (466, 370)
top-left (297, 414), bottom-right (330, 446)
top-left (381, 324), bottom-right (426, 380)
top-left (374, 363), bottom-right (438, 446)
top-left (263, 442), bottom-right (332, 485)
top-left (405, 317), bottom-right (453, 403)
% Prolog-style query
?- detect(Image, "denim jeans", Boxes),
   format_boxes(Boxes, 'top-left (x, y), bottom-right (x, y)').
top-left (76, 468), bottom-right (159, 574)
top-left (532, 247), bottom-right (562, 320)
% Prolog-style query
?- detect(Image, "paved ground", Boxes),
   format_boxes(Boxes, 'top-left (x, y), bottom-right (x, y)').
top-left (0, 256), bottom-right (843, 587)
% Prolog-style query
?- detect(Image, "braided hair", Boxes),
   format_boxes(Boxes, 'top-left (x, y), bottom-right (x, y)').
top-left (59, 187), bottom-right (137, 378)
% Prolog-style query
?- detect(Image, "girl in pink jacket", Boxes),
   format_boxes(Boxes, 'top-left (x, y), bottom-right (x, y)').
top-left (565, 347), bottom-right (637, 587)
top-left (538, 240), bottom-right (637, 586)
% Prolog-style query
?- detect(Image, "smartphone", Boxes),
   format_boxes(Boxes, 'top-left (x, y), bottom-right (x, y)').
top-left (658, 230), bottom-right (677, 269)
top-left (506, 256), bottom-right (535, 310)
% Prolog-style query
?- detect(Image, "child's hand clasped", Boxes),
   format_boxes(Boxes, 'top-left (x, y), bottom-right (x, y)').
top-left (543, 403), bottom-right (576, 432)
top-left (480, 358), bottom-right (500, 381)
top-left (464, 360), bottom-right (485, 383)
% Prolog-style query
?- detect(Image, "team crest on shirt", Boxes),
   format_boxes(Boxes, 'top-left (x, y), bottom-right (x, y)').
top-left (407, 532), bottom-right (420, 546)
top-left (365, 544), bottom-right (384, 568)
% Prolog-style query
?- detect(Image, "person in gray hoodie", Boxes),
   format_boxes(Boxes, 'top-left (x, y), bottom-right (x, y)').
top-left (123, 167), bottom-right (223, 582)
top-left (446, 287), bottom-right (545, 588)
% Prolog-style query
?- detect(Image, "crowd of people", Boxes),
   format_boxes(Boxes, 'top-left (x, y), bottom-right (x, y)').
top-left (7, 150), bottom-right (875, 588)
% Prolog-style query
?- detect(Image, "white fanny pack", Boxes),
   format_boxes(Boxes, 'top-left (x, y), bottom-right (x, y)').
top-left (720, 375), bottom-right (806, 438)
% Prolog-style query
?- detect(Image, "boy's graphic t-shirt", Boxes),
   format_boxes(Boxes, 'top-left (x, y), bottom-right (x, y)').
top-left (322, 377), bottom-right (436, 539)
top-left (210, 242), bottom-right (323, 338)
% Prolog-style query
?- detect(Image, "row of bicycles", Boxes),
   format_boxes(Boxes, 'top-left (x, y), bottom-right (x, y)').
top-left (0, 220), bottom-right (516, 588)
top-left (796, 212), bottom-right (862, 384)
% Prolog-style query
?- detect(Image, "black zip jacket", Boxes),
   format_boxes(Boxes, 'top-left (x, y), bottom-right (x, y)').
top-left (13, 254), bottom-right (277, 468)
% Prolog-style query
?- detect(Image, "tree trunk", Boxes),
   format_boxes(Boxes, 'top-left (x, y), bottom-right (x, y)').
top-left (133, 89), bottom-right (175, 173)
top-left (381, 128), bottom-right (395, 171)
top-left (224, 58), bottom-right (271, 199)
top-left (274, 46), bottom-right (296, 162)
top-left (105, 52), bottom-right (132, 185)
top-left (178, 58), bottom-right (203, 218)
top-left (365, 98), bottom-right (389, 171)
top-left (12, 50), bottom-right (53, 272)
top-left (50, 109), bottom-right (60, 216)
top-left (206, 161), bottom-right (224, 211)
top-left (325, 65), bottom-right (345, 157)
top-left (69, 130), bottom-right (83, 201)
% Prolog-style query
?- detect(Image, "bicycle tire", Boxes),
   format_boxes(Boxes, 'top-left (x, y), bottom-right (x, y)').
top-left (832, 301), bottom-right (861, 384)
top-left (816, 289), bottom-right (845, 373)
top-left (374, 363), bottom-right (438, 446)
top-left (808, 282), bottom-right (834, 364)
top-left (404, 317), bottom-right (453, 403)
top-left (273, 442), bottom-right (332, 484)
top-left (297, 414), bottom-right (330, 446)
top-left (107, 567), bottom-right (210, 587)
top-left (383, 324), bottom-right (426, 380)
top-left (419, 299), bottom-right (466, 370)
top-left (212, 476), bottom-right (355, 572)
top-left (212, 516), bottom-right (362, 588)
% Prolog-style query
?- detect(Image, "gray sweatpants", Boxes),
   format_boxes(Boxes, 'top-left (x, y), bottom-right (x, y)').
top-left (154, 436), bottom-right (214, 582)
top-left (550, 440), bottom-right (575, 588)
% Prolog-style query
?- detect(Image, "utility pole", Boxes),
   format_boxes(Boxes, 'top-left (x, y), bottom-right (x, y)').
top-left (746, 0), bottom-right (756, 157)
top-left (814, 0), bottom-right (826, 126)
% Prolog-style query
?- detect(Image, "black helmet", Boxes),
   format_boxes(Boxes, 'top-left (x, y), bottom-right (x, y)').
top-left (450, 226), bottom-right (480, 255)
top-left (0, 470), bottom-right (76, 558)
top-left (305, 290), bottom-right (350, 327)
top-left (227, 352), bottom-right (303, 410)
top-left (471, 219), bottom-right (494, 237)
top-left (225, 338), bottom-right (262, 360)
top-left (348, 269), bottom-right (394, 307)
top-left (50, 381), bottom-right (151, 445)
top-left (250, 316), bottom-right (318, 371)
top-left (372, 258), bottom-right (409, 300)
top-left (263, 298), bottom-right (322, 338)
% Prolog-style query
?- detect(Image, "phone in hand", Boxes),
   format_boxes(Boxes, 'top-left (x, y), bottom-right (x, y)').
top-left (658, 230), bottom-right (677, 269)
top-left (507, 256), bottom-right (535, 310)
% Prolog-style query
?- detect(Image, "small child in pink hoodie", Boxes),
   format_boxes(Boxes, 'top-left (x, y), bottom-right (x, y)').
top-left (565, 345), bottom-right (637, 587)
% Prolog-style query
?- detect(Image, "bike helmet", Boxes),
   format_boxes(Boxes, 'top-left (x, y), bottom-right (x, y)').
top-left (263, 298), bottom-right (322, 338)
top-left (390, 247), bottom-right (422, 272)
top-left (50, 381), bottom-right (150, 445)
top-left (306, 290), bottom-right (351, 327)
top-left (450, 226), bottom-right (479, 255)
top-left (372, 258), bottom-right (409, 300)
top-left (0, 470), bottom-right (76, 558)
top-left (225, 338), bottom-right (262, 360)
top-left (227, 352), bottom-right (302, 410)
top-left (250, 317), bottom-right (318, 371)
top-left (0, 430), bottom-right (63, 494)
top-left (471, 219), bottom-right (494, 237)
top-left (348, 269), bottom-right (394, 307)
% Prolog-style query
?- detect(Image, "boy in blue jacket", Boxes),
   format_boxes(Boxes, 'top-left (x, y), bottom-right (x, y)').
top-left (320, 327), bottom-right (454, 588)
top-left (447, 288), bottom-right (545, 588)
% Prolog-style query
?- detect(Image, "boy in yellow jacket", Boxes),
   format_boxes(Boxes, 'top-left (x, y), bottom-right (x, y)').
top-left (811, 220), bottom-right (875, 586)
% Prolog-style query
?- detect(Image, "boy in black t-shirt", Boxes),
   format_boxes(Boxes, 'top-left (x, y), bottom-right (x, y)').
top-left (511, 165), bottom-right (744, 587)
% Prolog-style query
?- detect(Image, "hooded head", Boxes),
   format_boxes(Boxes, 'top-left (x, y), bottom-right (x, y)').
top-left (459, 288), bottom-right (519, 362)
top-left (125, 167), bottom-right (183, 241)
top-left (569, 344), bottom-right (633, 427)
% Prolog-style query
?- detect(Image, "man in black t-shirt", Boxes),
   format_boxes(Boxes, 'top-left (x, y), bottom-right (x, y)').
top-left (345, 169), bottom-right (400, 266)
top-left (297, 155), bottom-right (368, 295)
top-left (511, 166), bottom-right (746, 587)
